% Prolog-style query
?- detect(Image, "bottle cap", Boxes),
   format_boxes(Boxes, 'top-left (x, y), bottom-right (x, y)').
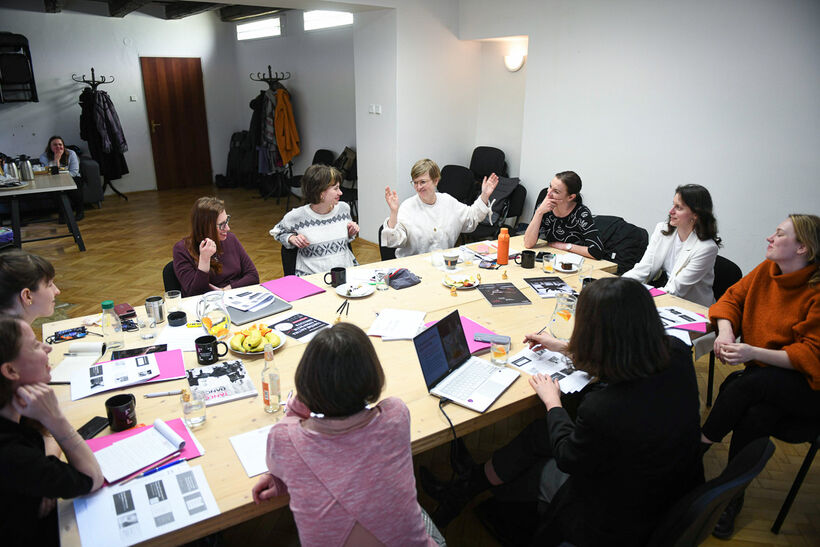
top-left (500, 227), bottom-right (509, 234)
top-left (101, 300), bottom-right (114, 309)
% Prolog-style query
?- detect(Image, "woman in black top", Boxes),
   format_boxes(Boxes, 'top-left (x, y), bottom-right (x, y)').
top-left (523, 170), bottom-right (604, 258)
top-left (0, 316), bottom-right (103, 547)
top-left (421, 277), bottom-right (703, 545)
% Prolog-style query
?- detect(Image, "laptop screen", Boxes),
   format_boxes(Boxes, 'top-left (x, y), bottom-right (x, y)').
top-left (413, 310), bottom-right (471, 389)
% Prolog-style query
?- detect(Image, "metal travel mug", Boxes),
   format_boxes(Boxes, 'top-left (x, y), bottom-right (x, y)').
top-left (145, 296), bottom-right (167, 324)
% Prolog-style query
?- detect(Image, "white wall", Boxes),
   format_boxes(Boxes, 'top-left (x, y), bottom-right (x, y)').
top-left (459, 0), bottom-right (820, 273)
top-left (0, 1), bottom-right (239, 194)
top-left (234, 10), bottom-right (356, 176)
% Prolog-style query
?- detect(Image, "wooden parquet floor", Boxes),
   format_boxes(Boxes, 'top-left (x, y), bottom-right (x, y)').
top-left (14, 187), bottom-right (819, 546)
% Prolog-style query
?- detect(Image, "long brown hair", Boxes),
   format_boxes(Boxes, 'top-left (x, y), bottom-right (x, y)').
top-left (185, 197), bottom-right (225, 274)
top-left (43, 136), bottom-right (70, 167)
top-left (790, 213), bottom-right (820, 287)
top-left (661, 184), bottom-right (722, 246)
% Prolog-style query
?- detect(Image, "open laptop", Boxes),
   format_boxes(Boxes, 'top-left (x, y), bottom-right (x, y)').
top-left (229, 296), bottom-right (292, 326)
top-left (413, 310), bottom-right (519, 412)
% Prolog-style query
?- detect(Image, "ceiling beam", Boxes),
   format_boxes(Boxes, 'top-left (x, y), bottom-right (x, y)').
top-left (44, 0), bottom-right (65, 13)
top-left (165, 2), bottom-right (224, 20)
top-left (219, 5), bottom-right (283, 22)
top-left (108, 0), bottom-right (152, 18)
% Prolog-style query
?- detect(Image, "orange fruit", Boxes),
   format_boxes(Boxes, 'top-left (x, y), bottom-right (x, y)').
top-left (214, 328), bottom-right (230, 338)
top-left (557, 310), bottom-right (572, 321)
top-left (202, 317), bottom-right (213, 330)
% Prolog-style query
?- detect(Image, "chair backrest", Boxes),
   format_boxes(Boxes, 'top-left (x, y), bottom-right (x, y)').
top-left (378, 225), bottom-right (396, 261)
top-left (313, 149), bottom-right (335, 166)
top-left (439, 165), bottom-right (477, 205)
top-left (647, 437), bottom-right (775, 547)
top-left (532, 187), bottom-right (549, 219)
top-left (593, 215), bottom-right (649, 275)
top-left (281, 246), bottom-right (298, 276)
top-left (162, 261), bottom-right (182, 292)
top-left (505, 185), bottom-right (528, 226)
top-left (469, 146), bottom-right (508, 180)
top-left (712, 255), bottom-right (743, 301)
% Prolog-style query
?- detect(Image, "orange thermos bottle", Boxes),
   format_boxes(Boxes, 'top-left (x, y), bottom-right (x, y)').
top-left (496, 227), bottom-right (510, 265)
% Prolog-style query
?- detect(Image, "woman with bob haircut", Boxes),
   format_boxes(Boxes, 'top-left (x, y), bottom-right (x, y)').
top-left (0, 316), bottom-right (104, 546)
top-left (523, 170), bottom-right (604, 258)
top-left (701, 214), bottom-right (820, 539)
top-left (39, 135), bottom-right (86, 220)
top-left (382, 158), bottom-right (498, 258)
top-left (252, 323), bottom-right (444, 546)
top-left (173, 196), bottom-right (259, 297)
top-left (421, 277), bottom-right (703, 545)
top-left (270, 164), bottom-right (359, 276)
top-left (623, 184), bottom-right (721, 306)
top-left (0, 249), bottom-right (61, 324)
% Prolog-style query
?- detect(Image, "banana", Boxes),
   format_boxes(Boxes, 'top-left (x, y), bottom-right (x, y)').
top-left (230, 334), bottom-right (245, 352)
top-left (265, 332), bottom-right (280, 347)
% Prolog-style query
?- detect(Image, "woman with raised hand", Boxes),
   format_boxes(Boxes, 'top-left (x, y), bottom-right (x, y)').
top-left (701, 214), bottom-right (820, 539)
top-left (522, 170), bottom-right (604, 258)
top-left (0, 316), bottom-right (104, 546)
top-left (173, 196), bottom-right (259, 297)
top-left (623, 184), bottom-right (721, 306)
top-left (382, 158), bottom-right (498, 257)
top-left (252, 323), bottom-right (443, 546)
top-left (0, 249), bottom-right (61, 325)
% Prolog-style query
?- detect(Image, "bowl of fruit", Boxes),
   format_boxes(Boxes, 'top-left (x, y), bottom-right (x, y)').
top-left (228, 324), bottom-right (284, 355)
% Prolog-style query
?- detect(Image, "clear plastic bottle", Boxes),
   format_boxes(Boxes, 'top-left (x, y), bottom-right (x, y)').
top-left (100, 300), bottom-right (124, 349)
top-left (261, 343), bottom-right (281, 414)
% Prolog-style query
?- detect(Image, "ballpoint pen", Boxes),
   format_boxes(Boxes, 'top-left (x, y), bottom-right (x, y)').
top-left (142, 458), bottom-right (185, 478)
top-left (144, 390), bottom-right (183, 398)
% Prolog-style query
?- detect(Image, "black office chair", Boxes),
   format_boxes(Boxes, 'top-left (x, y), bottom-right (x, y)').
top-left (162, 261), bottom-right (182, 292)
top-left (512, 187), bottom-right (549, 235)
top-left (592, 215), bottom-right (650, 275)
top-left (646, 437), bottom-right (775, 546)
top-left (438, 165), bottom-right (477, 205)
top-left (698, 256), bottom-right (744, 406)
top-left (378, 225), bottom-right (396, 261)
top-left (464, 183), bottom-right (527, 243)
top-left (469, 146), bottom-right (508, 182)
top-left (771, 421), bottom-right (820, 533)
top-left (286, 149), bottom-right (335, 211)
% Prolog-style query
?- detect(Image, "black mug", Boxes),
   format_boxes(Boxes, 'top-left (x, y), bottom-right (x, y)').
top-left (105, 393), bottom-right (137, 432)
top-left (515, 250), bottom-right (536, 269)
top-left (324, 267), bottom-right (346, 287)
top-left (50, 165), bottom-right (60, 175)
top-left (195, 334), bottom-right (228, 365)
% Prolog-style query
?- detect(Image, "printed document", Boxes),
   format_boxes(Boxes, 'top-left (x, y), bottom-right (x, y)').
top-left (94, 419), bottom-right (186, 483)
top-left (508, 347), bottom-right (592, 393)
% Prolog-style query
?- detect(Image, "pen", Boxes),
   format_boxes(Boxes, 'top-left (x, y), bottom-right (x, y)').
top-left (144, 390), bottom-right (182, 398)
top-left (118, 450), bottom-right (180, 485)
top-left (142, 458), bottom-right (185, 477)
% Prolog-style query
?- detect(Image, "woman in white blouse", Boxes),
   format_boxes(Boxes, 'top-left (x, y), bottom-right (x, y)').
top-left (622, 184), bottom-right (721, 306)
top-left (382, 159), bottom-right (498, 258)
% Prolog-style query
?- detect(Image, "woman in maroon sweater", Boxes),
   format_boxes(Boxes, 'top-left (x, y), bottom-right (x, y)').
top-left (173, 197), bottom-right (259, 297)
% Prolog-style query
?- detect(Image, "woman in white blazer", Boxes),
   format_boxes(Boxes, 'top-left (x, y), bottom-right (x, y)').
top-left (623, 185), bottom-right (721, 306)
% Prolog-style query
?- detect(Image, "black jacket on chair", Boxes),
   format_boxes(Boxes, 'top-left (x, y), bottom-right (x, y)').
top-left (535, 338), bottom-right (704, 546)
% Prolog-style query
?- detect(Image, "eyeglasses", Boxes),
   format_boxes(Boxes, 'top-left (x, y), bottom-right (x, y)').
top-left (217, 215), bottom-right (231, 230)
top-left (411, 179), bottom-right (432, 187)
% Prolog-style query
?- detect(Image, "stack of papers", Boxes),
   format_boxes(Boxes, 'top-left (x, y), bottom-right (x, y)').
top-left (50, 341), bottom-right (106, 384)
top-left (93, 419), bottom-right (187, 483)
top-left (461, 240), bottom-right (519, 262)
top-left (368, 308), bottom-right (426, 340)
top-left (508, 347), bottom-right (592, 393)
top-left (69, 350), bottom-right (186, 401)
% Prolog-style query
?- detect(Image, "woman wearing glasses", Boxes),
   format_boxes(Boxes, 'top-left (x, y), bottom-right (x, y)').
top-left (382, 159), bottom-right (498, 258)
top-left (173, 196), bottom-right (259, 297)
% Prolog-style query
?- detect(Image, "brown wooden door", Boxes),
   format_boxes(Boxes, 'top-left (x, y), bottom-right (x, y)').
top-left (140, 57), bottom-right (213, 190)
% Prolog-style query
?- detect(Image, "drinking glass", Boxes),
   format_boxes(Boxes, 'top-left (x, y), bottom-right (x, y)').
top-left (549, 293), bottom-right (577, 369)
top-left (578, 263), bottom-right (594, 290)
top-left (181, 389), bottom-right (207, 428)
top-left (165, 290), bottom-right (182, 312)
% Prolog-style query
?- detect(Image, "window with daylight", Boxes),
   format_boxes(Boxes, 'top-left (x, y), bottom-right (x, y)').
top-left (236, 18), bottom-right (281, 41)
top-left (303, 11), bottom-right (353, 31)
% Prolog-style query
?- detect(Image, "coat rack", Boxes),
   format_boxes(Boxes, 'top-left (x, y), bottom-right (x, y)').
top-left (71, 67), bottom-right (115, 91)
top-left (250, 65), bottom-right (290, 90)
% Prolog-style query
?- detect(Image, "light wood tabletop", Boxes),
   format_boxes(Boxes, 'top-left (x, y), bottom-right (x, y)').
top-left (0, 171), bottom-right (76, 196)
top-left (50, 237), bottom-right (705, 545)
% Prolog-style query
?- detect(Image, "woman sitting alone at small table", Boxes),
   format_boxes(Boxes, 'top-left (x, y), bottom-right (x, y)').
top-left (622, 184), bottom-right (721, 306)
top-left (173, 196), bottom-right (259, 297)
top-left (700, 214), bottom-right (820, 539)
top-left (0, 249), bottom-right (61, 325)
top-left (381, 159), bottom-right (498, 258)
top-left (522, 170), bottom-right (604, 258)
top-left (39, 135), bottom-right (84, 220)
top-left (252, 323), bottom-right (444, 546)
top-left (270, 164), bottom-right (359, 276)
top-left (0, 316), bottom-right (104, 547)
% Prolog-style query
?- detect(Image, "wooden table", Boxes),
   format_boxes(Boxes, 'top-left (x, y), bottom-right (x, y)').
top-left (0, 172), bottom-right (85, 251)
top-left (49, 238), bottom-right (703, 545)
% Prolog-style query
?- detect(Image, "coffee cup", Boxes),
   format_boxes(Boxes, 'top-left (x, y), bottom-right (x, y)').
top-left (145, 296), bottom-right (166, 324)
top-left (105, 393), bottom-right (137, 432)
top-left (515, 250), bottom-right (536, 269)
top-left (195, 334), bottom-right (228, 365)
top-left (324, 267), bottom-right (346, 287)
top-left (443, 252), bottom-right (460, 270)
top-left (50, 165), bottom-right (60, 175)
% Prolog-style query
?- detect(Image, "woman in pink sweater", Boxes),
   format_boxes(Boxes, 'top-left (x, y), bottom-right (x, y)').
top-left (251, 323), bottom-right (443, 546)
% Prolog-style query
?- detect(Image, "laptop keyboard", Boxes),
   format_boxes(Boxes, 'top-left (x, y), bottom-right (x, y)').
top-left (440, 359), bottom-right (498, 401)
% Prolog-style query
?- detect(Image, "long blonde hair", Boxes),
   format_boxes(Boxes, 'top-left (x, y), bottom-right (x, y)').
top-left (790, 213), bottom-right (820, 287)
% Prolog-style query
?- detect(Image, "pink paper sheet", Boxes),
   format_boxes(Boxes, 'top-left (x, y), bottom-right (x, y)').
top-left (649, 288), bottom-right (666, 297)
top-left (674, 313), bottom-right (708, 333)
top-left (425, 316), bottom-right (495, 354)
top-left (261, 276), bottom-right (325, 302)
top-left (86, 417), bottom-right (202, 461)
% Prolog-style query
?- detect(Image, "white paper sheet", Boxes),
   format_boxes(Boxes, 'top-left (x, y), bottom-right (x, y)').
top-left (94, 419), bottom-right (186, 483)
top-left (154, 323), bottom-right (204, 352)
top-left (665, 328), bottom-right (694, 346)
top-left (50, 341), bottom-right (106, 384)
top-left (224, 290), bottom-right (275, 312)
top-left (657, 306), bottom-right (706, 329)
top-left (70, 353), bottom-right (160, 401)
top-left (74, 463), bottom-right (219, 547)
top-left (229, 425), bottom-right (273, 477)
top-left (508, 347), bottom-right (592, 393)
top-left (367, 308), bottom-right (426, 341)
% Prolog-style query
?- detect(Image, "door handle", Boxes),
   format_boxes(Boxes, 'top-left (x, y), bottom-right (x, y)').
top-left (151, 121), bottom-right (161, 134)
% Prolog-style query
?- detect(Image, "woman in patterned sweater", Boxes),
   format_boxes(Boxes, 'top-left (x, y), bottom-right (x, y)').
top-left (271, 165), bottom-right (359, 276)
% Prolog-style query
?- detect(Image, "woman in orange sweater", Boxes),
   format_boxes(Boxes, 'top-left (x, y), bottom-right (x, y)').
top-left (701, 213), bottom-right (820, 539)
